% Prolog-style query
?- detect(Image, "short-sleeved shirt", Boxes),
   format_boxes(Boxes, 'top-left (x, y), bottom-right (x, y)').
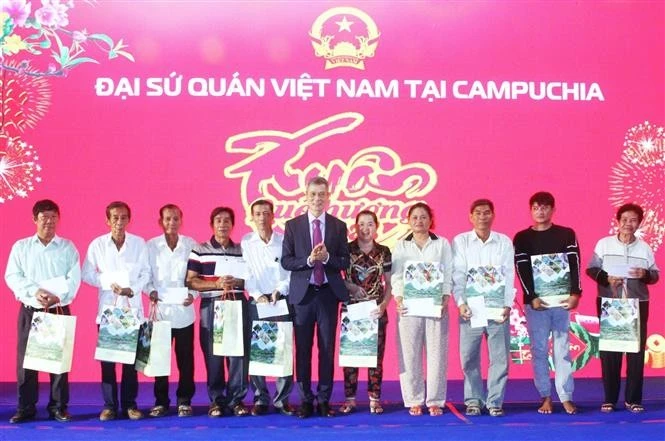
top-left (346, 239), bottom-right (392, 304)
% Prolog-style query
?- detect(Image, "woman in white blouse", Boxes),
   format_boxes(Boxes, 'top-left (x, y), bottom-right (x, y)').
top-left (391, 202), bottom-right (453, 416)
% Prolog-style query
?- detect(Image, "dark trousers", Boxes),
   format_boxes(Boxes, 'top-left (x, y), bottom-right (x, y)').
top-left (343, 313), bottom-right (388, 400)
top-left (199, 296), bottom-right (250, 408)
top-left (16, 304), bottom-right (70, 413)
top-left (101, 361), bottom-right (138, 411)
top-left (249, 300), bottom-right (294, 408)
top-left (154, 323), bottom-right (195, 407)
top-left (596, 298), bottom-right (649, 405)
top-left (292, 284), bottom-right (339, 404)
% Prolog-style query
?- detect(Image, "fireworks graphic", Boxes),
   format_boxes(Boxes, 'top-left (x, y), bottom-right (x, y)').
top-left (0, 135), bottom-right (42, 204)
top-left (609, 121), bottom-right (665, 251)
top-left (0, 63), bottom-right (52, 136)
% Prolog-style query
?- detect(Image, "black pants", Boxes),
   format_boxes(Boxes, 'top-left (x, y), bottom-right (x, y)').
top-left (199, 296), bottom-right (250, 409)
top-left (16, 304), bottom-right (71, 413)
top-left (596, 298), bottom-right (649, 405)
top-left (98, 326), bottom-right (139, 412)
top-left (154, 323), bottom-right (195, 407)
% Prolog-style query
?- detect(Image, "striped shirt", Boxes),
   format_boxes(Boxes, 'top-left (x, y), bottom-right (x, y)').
top-left (187, 236), bottom-right (245, 299)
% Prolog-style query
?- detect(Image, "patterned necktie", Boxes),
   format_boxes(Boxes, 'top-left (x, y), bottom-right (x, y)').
top-left (312, 219), bottom-right (324, 286)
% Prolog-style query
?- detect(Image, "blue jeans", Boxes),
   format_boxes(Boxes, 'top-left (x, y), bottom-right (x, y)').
top-left (524, 305), bottom-right (574, 401)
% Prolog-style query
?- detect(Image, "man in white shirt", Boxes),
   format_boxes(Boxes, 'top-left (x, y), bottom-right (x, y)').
top-left (452, 199), bottom-right (515, 417)
top-left (241, 199), bottom-right (295, 416)
top-left (5, 200), bottom-right (81, 424)
top-left (146, 204), bottom-right (197, 418)
top-left (81, 201), bottom-right (150, 422)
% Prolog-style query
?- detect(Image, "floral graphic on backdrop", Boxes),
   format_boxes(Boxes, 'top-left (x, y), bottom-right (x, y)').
top-left (609, 121), bottom-right (664, 251)
top-left (0, 0), bottom-right (133, 204)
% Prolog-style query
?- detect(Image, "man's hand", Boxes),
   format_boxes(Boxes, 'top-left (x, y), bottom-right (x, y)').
top-left (183, 293), bottom-right (194, 306)
top-left (270, 290), bottom-right (280, 304)
top-left (215, 275), bottom-right (235, 291)
top-left (608, 275), bottom-right (624, 288)
top-left (256, 294), bottom-right (270, 304)
top-left (531, 297), bottom-right (548, 311)
top-left (459, 303), bottom-right (472, 320)
top-left (560, 294), bottom-right (579, 311)
top-left (309, 243), bottom-right (329, 263)
top-left (36, 288), bottom-right (59, 308)
top-left (149, 290), bottom-right (159, 304)
top-left (495, 307), bottom-right (511, 323)
top-left (111, 283), bottom-right (133, 297)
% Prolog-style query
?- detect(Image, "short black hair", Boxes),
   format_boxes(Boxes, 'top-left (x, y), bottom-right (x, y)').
top-left (159, 203), bottom-right (183, 219)
top-left (106, 201), bottom-right (131, 220)
top-left (470, 198), bottom-right (494, 214)
top-left (616, 203), bottom-right (644, 224)
top-left (529, 191), bottom-right (555, 208)
top-left (209, 206), bottom-right (235, 227)
top-left (250, 199), bottom-right (274, 215)
top-left (32, 199), bottom-right (60, 219)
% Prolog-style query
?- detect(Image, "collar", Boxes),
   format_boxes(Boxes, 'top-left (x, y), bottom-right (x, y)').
top-left (30, 234), bottom-right (62, 247)
top-left (469, 230), bottom-right (496, 243)
top-left (307, 211), bottom-right (326, 225)
top-left (210, 235), bottom-right (235, 249)
top-left (248, 230), bottom-right (276, 245)
top-left (404, 232), bottom-right (438, 241)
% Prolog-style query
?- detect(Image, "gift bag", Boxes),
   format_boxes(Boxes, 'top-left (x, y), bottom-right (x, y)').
top-left (23, 309), bottom-right (76, 374)
top-left (95, 299), bottom-right (141, 364)
top-left (135, 306), bottom-right (172, 377)
top-left (212, 299), bottom-right (244, 356)
top-left (599, 297), bottom-right (640, 353)
top-left (249, 320), bottom-right (293, 377)
top-left (339, 311), bottom-right (378, 368)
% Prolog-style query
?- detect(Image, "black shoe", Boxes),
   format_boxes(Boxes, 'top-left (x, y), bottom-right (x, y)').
top-left (277, 404), bottom-right (296, 416)
top-left (49, 409), bottom-right (72, 422)
top-left (297, 402), bottom-right (314, 419)
top-left (317, 401), bottom-right (335, 417)
top-left (251, 404), bottom-right (269, 416)
top-left (9, 410), bottom-right (36, 424)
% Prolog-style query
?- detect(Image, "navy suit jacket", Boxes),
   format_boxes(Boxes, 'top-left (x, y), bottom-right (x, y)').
top-left (281, 212), bottom-right (350, 304)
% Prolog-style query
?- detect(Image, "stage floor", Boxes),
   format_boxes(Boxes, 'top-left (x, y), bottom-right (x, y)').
top-left (0, 379), bottom-right (663, 441)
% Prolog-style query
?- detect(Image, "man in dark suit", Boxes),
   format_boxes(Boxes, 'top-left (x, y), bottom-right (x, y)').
top-left (281, 176), bottom-right (350, 418)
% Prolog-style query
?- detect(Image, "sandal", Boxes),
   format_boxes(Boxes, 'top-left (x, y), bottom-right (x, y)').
top-left (232, 403), bottom-right (249, 416)
top-left (149, 405), bottom-right (167, 418)
top-left (408, 405), bottom-right (423, 416)
top-left (369, 398), bottom-right (384, 415)
top-left (208, 403), bottom-right (223, 417)
top-left (178, 404), bottom-right (193, 417)
top-left (428, 406), bottom-right (443, 416)
top-left (465, 404), bottom-right (481, 416)
top-left (339, 398), bottom-right (357, 414)
top-left (625, 402), bottom-right (644, 413)
top-left (488, 407), bottom-right (504, 417)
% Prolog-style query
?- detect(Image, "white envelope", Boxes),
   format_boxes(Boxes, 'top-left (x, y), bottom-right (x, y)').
top-left (346, 300), bottom-right (377, 321)
top-left (100, 270), bottom-right (130, 290)
top-left (213, 256), bottom-right (249, 279)
top-left (159, 287), bottom-right (189, 304)
top-left (39, 276), bottom-right (69, 296)
top-left (468, 296), bottom-right (489, 328)
top-left (404, 297), bottom-right (440, 318)
top-left (256, 299), bottom-right (289, 319)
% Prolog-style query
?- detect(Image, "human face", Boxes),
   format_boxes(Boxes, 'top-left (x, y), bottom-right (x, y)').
top-left (251, 203), bottom-right (274, 232)
top-left (470, 205), bottom-right (494, 232)
top-left (306, 183), bottom-right (330, 217)
top-left (106, 207), bottom-right (130, 237)
top-left (212, 211), bottom-right (234, 242)
top-left (160, 208), bottom-right (182, 236)
top-left (530, 203), bottom-right (554, 226)
top-left (408, 207), bottom-right (432, 234)
top-left (355, 214), bottom-right (377, 242)
top-left (617, 210), bottom-right (640, 238)
top-left (34, 210), bottom-right (59, 241)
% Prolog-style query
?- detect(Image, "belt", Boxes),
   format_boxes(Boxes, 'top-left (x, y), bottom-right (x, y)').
top-left (23, 304), bottom-right (60, 312)
top-left (309, 283), bottom-right (330, 291)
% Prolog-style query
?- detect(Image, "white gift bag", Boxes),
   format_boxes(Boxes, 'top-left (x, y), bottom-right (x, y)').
top-left (249, 320), bottom-right (293, 377)
top-left (23, 309), bottom-right (76, 374)
top-left (212, 299), bottom-right (244, 356)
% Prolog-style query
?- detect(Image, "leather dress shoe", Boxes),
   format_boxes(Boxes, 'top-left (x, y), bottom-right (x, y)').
top-left (9, 410), bottom-right (36, 424)
top-left (49, 409), bottom-right (72, 422)
top-left (251, 404), bottom-right (269, 416)
top-left (276, 404), bottom-right (296, 416)
top-left (297, 402), bottom-right (314, 419)
top-left (317, 401), bottom-right (335, 417)
top-left (99, 409), bottom-right (117, 422)
top-left (124, 408), bottom-right (144, 420)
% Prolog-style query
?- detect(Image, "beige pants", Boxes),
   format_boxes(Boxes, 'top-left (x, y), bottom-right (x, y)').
top-left (397, 311), bottom-right (449, 407)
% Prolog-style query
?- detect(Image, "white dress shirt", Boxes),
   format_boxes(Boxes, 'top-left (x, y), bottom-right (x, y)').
top-left (241, 231), bottom-right (290, 300)
top-left (391, 233), bottom-right (453, 300)
top-left (451, 230), bottom-right (516, 307)
top-left (146, 234), bottom-right (197, 328)
top-left (81, 232), bottom-right (150, 324)
top-left (5, 234), bottom-right (81, 308)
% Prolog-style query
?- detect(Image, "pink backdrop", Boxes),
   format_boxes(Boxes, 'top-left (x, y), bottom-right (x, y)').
top-left (1, 1), bottom-right (663, 382)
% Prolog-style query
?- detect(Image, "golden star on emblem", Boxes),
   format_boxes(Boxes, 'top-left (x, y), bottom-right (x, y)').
top-left (335, 16), bottom-right (354, 32)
